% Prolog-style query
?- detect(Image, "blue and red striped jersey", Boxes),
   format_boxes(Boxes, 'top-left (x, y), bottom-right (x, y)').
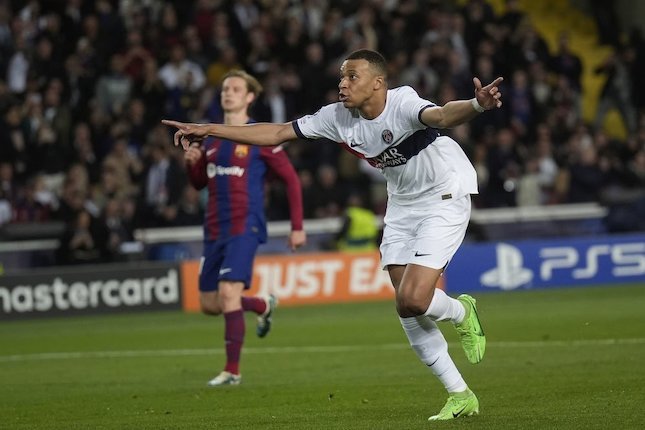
top-left (186, 137), bottom-right (303, 242)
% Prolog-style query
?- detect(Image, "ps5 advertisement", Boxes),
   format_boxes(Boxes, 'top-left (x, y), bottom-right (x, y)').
top-left (446, 234), bottom-right (645, 291)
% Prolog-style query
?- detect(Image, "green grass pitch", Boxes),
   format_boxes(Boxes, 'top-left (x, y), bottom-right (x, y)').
top-left (1, 284), bottom-right (644, 429)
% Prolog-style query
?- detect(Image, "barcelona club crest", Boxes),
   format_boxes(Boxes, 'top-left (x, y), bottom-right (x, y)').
top-left (381, 129), bottom-right (393, 144)
top-left (234, 144), bottom-right (249, 158)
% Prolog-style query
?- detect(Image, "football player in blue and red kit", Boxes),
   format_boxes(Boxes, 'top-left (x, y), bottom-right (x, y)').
top-left (184, 70), bottom-right (306, 386)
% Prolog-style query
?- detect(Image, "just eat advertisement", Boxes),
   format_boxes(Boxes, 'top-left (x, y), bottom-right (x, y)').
top-left (180, 251), bottom-right (421, 311)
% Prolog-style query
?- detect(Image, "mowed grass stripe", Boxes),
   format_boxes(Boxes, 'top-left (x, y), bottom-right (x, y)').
top-left (2, 337), bottom-right (644, 362)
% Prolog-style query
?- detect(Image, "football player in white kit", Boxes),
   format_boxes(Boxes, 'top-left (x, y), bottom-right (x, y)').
top-left (163, 49), bottom-right (503, 421)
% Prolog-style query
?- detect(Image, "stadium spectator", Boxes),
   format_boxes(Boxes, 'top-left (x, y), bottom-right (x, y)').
top-left (335, 193), bottom-right (379, 252)
top-left (102, 197), bottom-right (135, 258)
top-left (0, 0), bottom-right (643, 252)
top-left (183, 25), bottom-right (209, 71)
top-left (162, 48), bottom-right (503, 421)
top-left (55, 208), bottom-right (110, 265)
top-left (132, 58), bottom-right (166, 128)
top-left (311, 164), bottom-right (345, 218)
top-left (534, 129), bottom-right (559, 203)
top-left (30, 123), bottom-right (69, 190)
top-left (137, 136), bottom-right (186, 228)
top-left (121, 29), bottom-right (152, 85)
top-left (125, 98), bottom-right (150, 149)
top-left (498, 0), bottom-right (524, 37)
top-left (594, 45), bottom-right (638, 134)
top-left (0, 4), bottom-right (11, 74)
top-left (181, 70), bottom-right (306, 387)
top-left (95, 54), bottom-right (132, 117)
top-left (0, 103), bottom-right (29, 179)
top-left (516, 156), bottom-right (541, 206)
top-left (91, 157), bottom-right (134, 213)
top-left (6, 32), bottom-right (29, 95)
top-left (205, 43), bottom-right (241, 89)
top-left (0, 162), bottom-right (17, 204)
top-left (12, 174), bottom-right (54, 223)
top-left (507, 68), bottom-right (534, 137)
top-left (103, 137), bottom-right (143, 188)
top-left (484, 127), bottom-right (523, 207)
top-left (509, 18), bottom-right (551, 72)
top-left (298, 41), bottom-right (331, 114)
top-left (400, 47), bottom-right (440, 100)
top-left (527, 61), bottom-right (552, 122)
top-left (53, 164), bottom-right (97, 222)
top-left (72, 122), bottom-right (101, 184)
top-left (158, 43), bottom-right (206, 93)
top-left (295, 169), bottom-right (317, 219)
top-left (174, 184), bottom-right (203, 226)
top-left (567, 145), bottom-right (605, 203)
top-left (550, 31), bottom-right (583, 92)
top-left (252, 69), bottom-right (297, 124)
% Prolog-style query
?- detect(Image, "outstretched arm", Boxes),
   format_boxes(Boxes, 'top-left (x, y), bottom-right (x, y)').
top-left (161, 120), bottom-right (298, 150)
top-left (421, 77), bottom-right (504, 129)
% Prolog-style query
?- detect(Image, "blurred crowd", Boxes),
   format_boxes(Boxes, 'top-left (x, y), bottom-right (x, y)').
top-left (1, 0), bottom-right (645, 264)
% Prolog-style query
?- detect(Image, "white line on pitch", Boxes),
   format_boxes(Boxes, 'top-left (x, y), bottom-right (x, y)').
top-left (1, 338), bottom-right (644, 363)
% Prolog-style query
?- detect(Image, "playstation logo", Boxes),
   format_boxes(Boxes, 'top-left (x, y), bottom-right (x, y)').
top-left (480, 243), bottom-right (533, 290)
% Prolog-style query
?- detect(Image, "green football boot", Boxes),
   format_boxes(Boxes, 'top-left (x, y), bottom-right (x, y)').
top-left (454, 294), bottom-right (486, 364)
top-left (428, 389), bottom-right (479, 421)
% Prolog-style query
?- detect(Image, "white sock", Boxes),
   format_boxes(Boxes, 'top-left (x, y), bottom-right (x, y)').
top-left (424, 288), bottom-right (466, 323)
top-left (400, 316), bottom-right (468, 393)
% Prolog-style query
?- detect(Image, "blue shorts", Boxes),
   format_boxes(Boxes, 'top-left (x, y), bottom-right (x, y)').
top-left (199, 234), bottom-right (261, 291)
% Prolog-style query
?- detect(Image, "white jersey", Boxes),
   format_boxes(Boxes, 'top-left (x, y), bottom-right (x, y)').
top-left (293, 86), bottom-right (478, 206)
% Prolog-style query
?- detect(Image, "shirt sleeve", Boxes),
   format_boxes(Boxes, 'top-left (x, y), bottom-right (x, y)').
top-left (185, 147), bottom-right (208, 190)
top-left (292, 103), bottom-right (342, 142)
top-left (397, 86), bottom-right (436, 129)
top-left (260, 145), bottom-right (304, 231)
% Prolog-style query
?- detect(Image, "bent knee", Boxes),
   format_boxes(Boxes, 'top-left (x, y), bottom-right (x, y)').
top-left (396, 294), bottom-right (430, 317)
top-left (199, 293), bottom-right (222, 315)
top-left (200, 303), bottom-right (222, 316)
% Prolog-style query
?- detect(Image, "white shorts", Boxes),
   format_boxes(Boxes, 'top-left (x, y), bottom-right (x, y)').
top-left (380, 194), bottom-right (471, 270)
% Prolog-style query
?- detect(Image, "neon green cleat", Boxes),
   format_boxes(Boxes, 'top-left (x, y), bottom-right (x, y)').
top-left (454, 294), bottom-right (486, 364)
top-left (428, 389), bottom-right (479, 421)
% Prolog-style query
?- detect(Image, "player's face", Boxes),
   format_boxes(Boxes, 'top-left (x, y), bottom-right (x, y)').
top-left (338, 59), bottom-right (379, 109)
top-left (221, 76), bottom-right (254, 113)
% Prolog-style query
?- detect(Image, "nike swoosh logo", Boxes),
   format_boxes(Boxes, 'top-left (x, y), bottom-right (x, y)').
top-left (452, 406), bottom-right (467, 418)
top-left (472, 305), bottom-right (485, 336)
top-left (219, 268), bottom-right (232, 275)
top-left (349, 141), bottom-right (362, 148)
top-left (207, 148), bottom-right (217, 156)
top-left (414, 251), bottom-right (432, 257)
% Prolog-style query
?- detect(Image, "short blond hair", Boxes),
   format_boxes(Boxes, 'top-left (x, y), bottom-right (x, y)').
top-left (222, 70), bottom-right (263, 96)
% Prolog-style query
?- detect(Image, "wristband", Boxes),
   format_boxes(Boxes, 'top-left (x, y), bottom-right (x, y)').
top-left (471, 98), bottom-right (485, 113)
